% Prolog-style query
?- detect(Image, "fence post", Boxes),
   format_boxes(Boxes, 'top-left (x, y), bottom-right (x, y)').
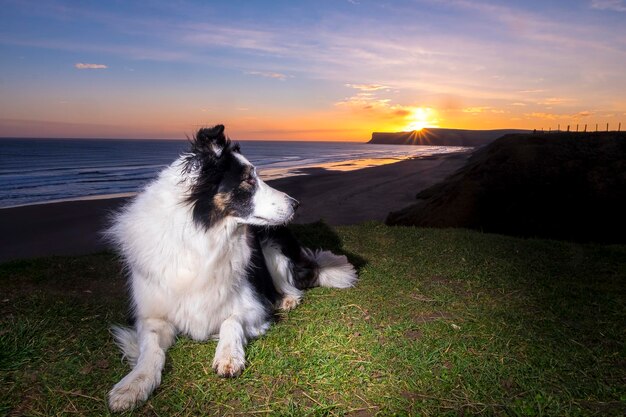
top-left (619, 122), bottom-right (621, 132)
top-left (607, 123), bottom-right (609, 132)
top-left (567, 125), bottom-right (570, 132)
top-left (557, 124), bottom-right (560, 132)
top-left (584, 124), bottom-right (587, 132)
top-left (596, 123), bottom-right (598, 132)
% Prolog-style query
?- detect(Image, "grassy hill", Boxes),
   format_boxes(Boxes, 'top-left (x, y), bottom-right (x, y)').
top-left (387, 132), bottom-right (626, 243)
top-left (1, 223), bottom-right (625, 416)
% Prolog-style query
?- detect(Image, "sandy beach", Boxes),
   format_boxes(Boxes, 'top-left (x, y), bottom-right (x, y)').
top-left (0, 151), bottom-right (470, 262)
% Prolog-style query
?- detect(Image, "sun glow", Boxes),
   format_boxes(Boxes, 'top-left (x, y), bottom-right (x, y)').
top-left (404, 107), bottom-right (439, 131)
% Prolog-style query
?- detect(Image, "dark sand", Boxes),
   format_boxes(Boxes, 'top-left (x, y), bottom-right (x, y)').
top-left (0, 151), bottom-right (470, 262)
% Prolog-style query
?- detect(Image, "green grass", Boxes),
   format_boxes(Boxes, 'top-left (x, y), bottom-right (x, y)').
top-left (1, 223), bottom-right (625, 416)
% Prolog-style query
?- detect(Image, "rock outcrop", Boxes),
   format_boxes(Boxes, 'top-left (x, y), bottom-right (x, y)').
top-left (369, 128), bottom-right (530, 147)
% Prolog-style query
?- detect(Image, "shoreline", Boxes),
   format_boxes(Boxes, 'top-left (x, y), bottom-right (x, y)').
top-left (0, 192), bottom-right (138, 210)
top-left (0, 150), bottom-right (471, 262)
top-left (1, 151), bottom-right (466, 209)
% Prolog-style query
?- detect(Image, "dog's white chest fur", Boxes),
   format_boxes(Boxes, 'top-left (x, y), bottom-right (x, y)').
top-left (165, 228), bottom-right (267, 341)
top-left (111, 164), bottom-right (268, 341)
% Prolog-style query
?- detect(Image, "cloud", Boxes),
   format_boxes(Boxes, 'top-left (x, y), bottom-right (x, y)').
top-left (590, 0), bottom-right (626, 12)
top-left (527, 112), bottom-right (558, 120)
top-left (338, 84), bottom-right (389, 106)
top-left (245, 71), bottom-right (290, 80)
top-left (337, 83), bottom-right (401, 115)
top-left (526, 110), bottom-right (594, 120)
top-left (336, 96), bottom-right (394, 110)
top-left (539, 97), bottom-right (574, 105)
top-left (345, 83), bottom-right (390, 91)
top-left (75, 62), bottom-right (107, 69)
top-left (335, 90), bottom-right (415, 122)
top-left (462, 106), bottom-right (508, 114)
top-left (183, 26), bottom-right (287, 55)
top-left (511, 102), bottom-right (527, 106)
top-left (462, 106), bottom-right (491, 113)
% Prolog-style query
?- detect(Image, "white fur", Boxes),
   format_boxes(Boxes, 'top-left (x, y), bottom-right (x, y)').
top-left (232, 153), bottom-right (296, 227)
top-left (261, 244), bottom-right (358, 309)
top-left (110, 325), bottom-right (139, 366)
top-left (106, 151), bottom-right (356, 412)
top-left (106, 157), bottom-right (275, 412)
top-left (306, 248), bottom-right (358, 288)
top-left (261, 241), bottom-right (304, 310)
top-left (247, 178), bottom-right (296, 226)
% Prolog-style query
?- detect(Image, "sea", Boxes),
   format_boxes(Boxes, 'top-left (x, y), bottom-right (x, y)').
top-left (0, 138), bottom-right (468, 208)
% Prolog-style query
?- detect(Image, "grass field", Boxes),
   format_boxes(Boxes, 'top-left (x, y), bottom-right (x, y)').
top-left (1, 223), bottom-right (625, 416)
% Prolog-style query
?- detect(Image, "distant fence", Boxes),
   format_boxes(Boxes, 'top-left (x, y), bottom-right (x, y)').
top-left (533, 122), bottom-right (622, 133)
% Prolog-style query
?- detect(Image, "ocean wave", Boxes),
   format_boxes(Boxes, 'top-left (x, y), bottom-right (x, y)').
top-left (0, 139), bottom-right (468, 208)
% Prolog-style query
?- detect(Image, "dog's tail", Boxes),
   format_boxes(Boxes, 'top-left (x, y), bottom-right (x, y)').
top-left (303, 248), bottom-right (358, 289)
top-left (110, 325), bottom-right (140, 367)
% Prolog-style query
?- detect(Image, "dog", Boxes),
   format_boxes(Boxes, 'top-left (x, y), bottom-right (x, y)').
top-left (106, 125), bottom-right (357, 412)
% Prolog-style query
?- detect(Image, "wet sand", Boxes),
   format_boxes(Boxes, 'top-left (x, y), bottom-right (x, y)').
top-left (0, 151), bottom-right (470, 262)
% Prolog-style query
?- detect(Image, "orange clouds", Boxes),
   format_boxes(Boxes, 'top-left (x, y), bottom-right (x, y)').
top-left (527, 110), bottom-right (593, 120)
top-left (334, 84), bottom-right (417, 131)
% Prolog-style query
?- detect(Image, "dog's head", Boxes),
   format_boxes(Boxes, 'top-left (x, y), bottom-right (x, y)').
top-left (182, 125), bottom-right (299, 229)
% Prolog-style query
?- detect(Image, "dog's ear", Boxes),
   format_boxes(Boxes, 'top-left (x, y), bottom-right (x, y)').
top-left (194, 125), bottom-right (228, 157)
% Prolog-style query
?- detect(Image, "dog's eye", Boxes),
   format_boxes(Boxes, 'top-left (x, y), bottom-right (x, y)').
top-left (244, 175), bottom-right (256, 186)
top-left (242, 168), bottom-right (257, 186)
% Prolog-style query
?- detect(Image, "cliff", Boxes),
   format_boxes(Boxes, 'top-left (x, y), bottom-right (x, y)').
top-left (386, 131), bottom-right (626, 243)
top-left (369, 128), bottom-right (530, 147)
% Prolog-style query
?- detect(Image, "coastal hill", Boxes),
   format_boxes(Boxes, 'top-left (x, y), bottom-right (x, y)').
top-left (386, 131), bottom-right (626, 243)
top-left (369, 128), bottom-right (530, 147)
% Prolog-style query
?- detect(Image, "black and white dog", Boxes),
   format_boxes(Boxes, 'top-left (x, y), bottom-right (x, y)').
top-left (106, 125), bottom-right (357, 412)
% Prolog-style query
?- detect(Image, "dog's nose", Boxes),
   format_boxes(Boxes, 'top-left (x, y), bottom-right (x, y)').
top-left (289, 197), bottom-right (300, 211)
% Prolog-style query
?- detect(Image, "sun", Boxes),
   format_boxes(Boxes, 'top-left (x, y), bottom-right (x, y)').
top-left (406, 120), bottom-right (427, 131)
top-left (404, 107), bottom-right (438, 131)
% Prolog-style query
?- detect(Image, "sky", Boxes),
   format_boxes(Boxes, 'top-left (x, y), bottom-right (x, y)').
top-left (0, 0), bottom-right (625, 141)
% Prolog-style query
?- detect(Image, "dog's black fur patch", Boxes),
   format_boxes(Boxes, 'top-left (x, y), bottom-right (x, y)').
top-left (254, 226), bottom-right (319, 290)
top-left (245, 231), bottom-right (279, 313)
top-left (184, 125), bottom-right (256, 229)
top-left (184, 127), bottom-right (317, 310)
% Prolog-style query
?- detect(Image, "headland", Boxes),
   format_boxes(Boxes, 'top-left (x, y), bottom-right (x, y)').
top-left (369, 127), bottom-right (530, 147)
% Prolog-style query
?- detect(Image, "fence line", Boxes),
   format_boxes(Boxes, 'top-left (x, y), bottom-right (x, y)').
top-left (534, 122), bottom-right (622, 133)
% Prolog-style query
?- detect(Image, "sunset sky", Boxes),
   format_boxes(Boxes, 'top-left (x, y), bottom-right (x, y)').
top-left (1, 0), bottom-right (625, 141)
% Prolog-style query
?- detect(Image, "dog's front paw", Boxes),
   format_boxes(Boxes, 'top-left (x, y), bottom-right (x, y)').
top-left (279, 295), bottom-right (301, 311)
top-left (108, 373), bottom-right (152, 412)
top-left (212, 352), bottom-right (245, 378)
